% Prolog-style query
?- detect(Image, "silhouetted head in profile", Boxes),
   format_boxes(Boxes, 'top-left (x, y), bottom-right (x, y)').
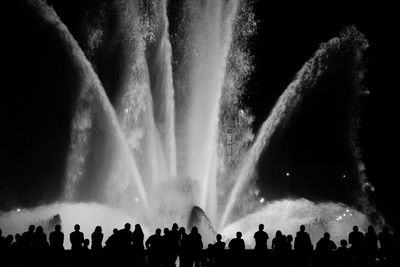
top-left (340, 239), bottom-right (348, 248)
top-left (172, 223), bottom-right (179, 231)
top-left (74, 224), bottom-right (80, 231)
top-left (236, 232), bottom-right (242, 239)
top-left (29, 225), bottom-right (35, 233)
top-left (353, 226), bottom-right (359, 232)
top-left (259, 224), bottom-right (264, 231)
top-left (300, 225), bottom-right (305, 232)
top-left (124, 223), bottom-right (131, 230)
top-left (113, 228), bottom-right (118, 234)
top-left (55, 225), bottom-right (61, 232)
top-left (216, 234), bottom-right (222, 241)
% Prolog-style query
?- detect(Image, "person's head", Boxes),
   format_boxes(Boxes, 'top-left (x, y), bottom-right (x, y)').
top-left (216, 234), bottom-right (222, 241)
top-left (164, 228), bottom-right (169, 235)
top-left (74, 224), bottom-right (80, 231)
top-left (300, 225), bottom-right (305, 232)
top-left (368, 225), bottom-right (375, 233)
top-left (340, 239), bottom-right (348, 248)
top-left (28, 225), bottom-right (35, 233)
top-left (55, 224), bottom-right (61, 232)
top-left (259, 224), bottom-right (264, 231)
top-left (113, 228), bottom-right (118, 234)
top-left (353, 226), bottom-right (359, 232)
top-left (124, 223), bottom-right (131, 230)
top-left (179, 227), bottom-right (186, 234)
top-left (287, 235), bottom-right (293, 242)
top-left (191, 226), bottom-right (198, 234)
top-left (155, 228), bottom-right (161, 235)
top-left (36, 226), bottom-right (43, 234)
top-left (15, 233), bottom-right (21, 241)
top-left (275, 230), bottom-right (282, 237)
top-left (324, 232), bottom-right (330, 240)
top-left (172, 223), bottom-right (179, 230)
top-left (95, 226), bottom-right (102, 233)
top-left (135, 224), bottom-right (142, 232)
top-left (236, 232), bottom-right (242, 239)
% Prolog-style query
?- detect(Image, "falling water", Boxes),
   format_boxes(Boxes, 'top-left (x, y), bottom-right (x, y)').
top-left (24, 0), bottom-right (150, 209)
top-left (220, 27), bottom-right (369, 229)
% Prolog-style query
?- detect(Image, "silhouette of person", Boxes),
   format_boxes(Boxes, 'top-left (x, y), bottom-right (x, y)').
top-left (348, 226), bottom-right (365, 257)
top-left (169, 223), bottom-right (180, 267)
top-left (70, 224), bottom-right (84, 251)
top-left (316, 232), bottom-right (337, 253)
top-left (335, 239), bottom-right (351, 267)
top-left (33, 226), bottom-right (49, 250)
top-left (294, 225), bottom-right (312, 267)
top-left (132, 224), bottom-right (145, 266)
top-left (254, 224), bottom-right (269, 250)
top-left (187, 226), bottom-right (203, 267)
top-left (286, 234), bottom-right (293, 250)
top-left (91, 226), bottom-right (103, 251)
top-left (315, 232), bottom-right (336, 267)
top-left (146, 228), bottom-right (163, 267)
top-left (378, 226), bottom-right (394, 261)
top-left (365, 225), bottom-right (378, 262)
top-left (213, 234), bottom-right (226, 267)
top-left (228, 232), bottom-right (245, 267)
top-left (178, 227), bottom-right (190, 267)
top-left (49, 224), bottom-right (64, 251)
top-left (105, 228), bottom-right (119, 250)
top-left (272, 230), bottom-right (286, 251)
top-left (21, 225), bottom-right (35, 249)
top-left (119, 223), bottom-right (133, 250)
top-left (161, 228), bottom-right (172, 267)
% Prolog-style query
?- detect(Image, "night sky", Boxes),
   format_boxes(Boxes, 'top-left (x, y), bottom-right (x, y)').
top-left (0, 1), bottom-right (398, 229)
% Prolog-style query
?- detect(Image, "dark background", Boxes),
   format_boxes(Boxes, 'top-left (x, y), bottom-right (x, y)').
top-left (0, 1), bottom-right (398, 229)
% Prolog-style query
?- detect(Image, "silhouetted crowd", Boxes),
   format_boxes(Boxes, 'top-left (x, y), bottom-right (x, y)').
top-left (0, 223), bottom-right (399, 267)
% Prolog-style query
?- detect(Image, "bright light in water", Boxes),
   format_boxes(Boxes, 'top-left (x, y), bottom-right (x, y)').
top-left (16, 208), bottom-right (21, 212)
top-left (135, 198), bottom-right (139, 202)
top-left (286, 172), bottom-right (290, 177)
top-left (342, 174), bottom-right (346, 178)
top-left (259, 198), bottom-right (265, 204)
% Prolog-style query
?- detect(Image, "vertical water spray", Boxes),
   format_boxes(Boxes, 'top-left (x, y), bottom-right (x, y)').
top-left (24, 0), bottom-right (150, 210)
top-left (115, 0), bottom-right (169, 189)
top-left (145, 0), bottom-right (177, 179)
top-left (181, 0), bottom-right (240, 225)
top-left (220, 27), bottom-right (368, 229)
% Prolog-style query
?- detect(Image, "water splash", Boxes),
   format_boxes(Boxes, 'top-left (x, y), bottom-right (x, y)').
top-left (219, 27), bottom-right (369, 230)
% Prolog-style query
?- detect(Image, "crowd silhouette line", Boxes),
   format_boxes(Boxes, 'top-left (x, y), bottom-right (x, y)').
top-left (0, 223), bottom-right (399, 267)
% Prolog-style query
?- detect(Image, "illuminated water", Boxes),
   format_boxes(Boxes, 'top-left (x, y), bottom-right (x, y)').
top-left (0, 0), bottom-right (376, 247)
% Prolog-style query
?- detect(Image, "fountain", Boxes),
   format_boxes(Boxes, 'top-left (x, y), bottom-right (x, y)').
top-left (0, 0), bottom-right (378, 248)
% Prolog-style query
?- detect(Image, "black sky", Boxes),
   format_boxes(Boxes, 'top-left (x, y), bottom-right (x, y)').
top-left (0, 1), bottom-right (398, 229)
